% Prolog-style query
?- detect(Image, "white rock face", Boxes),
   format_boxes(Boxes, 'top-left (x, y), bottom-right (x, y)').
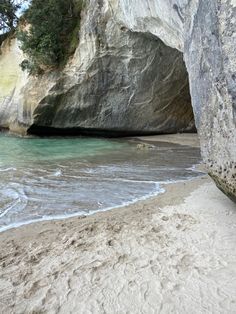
top-left (10, 0), bottom-right (194, 135)
top-left (114, 0), bottom-right (236, 200)
top-left (0, 0), bottom-right (194, 135)
top-left (183, 0), bottom-right (236, 200)
top-left (115, 0), bottom-right (187, 50)
top-left (0, 38), bottom-right (27, 132)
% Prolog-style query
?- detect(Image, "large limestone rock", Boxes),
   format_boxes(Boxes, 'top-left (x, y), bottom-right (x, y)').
top-left (0, 0), bottom-right (235, 201)
top-left (183, 0), bottom-right (236, 201)
top-left (0, 0), bottom-right (194, 135)
top-left (111, 0), bottom-right (236, 201)
top-left (0, 38), bottom-right (27, 132)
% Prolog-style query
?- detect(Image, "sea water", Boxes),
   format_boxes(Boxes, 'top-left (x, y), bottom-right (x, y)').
top-left (0, 133), bottom-right (202, 232)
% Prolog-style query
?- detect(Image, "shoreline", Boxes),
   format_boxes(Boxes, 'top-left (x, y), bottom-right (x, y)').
top-left (0, 134), bottom-right (235, 313)
top-left (0, 175), bottom-right (205, 238)
top-left (134, 133), bottom-right (201, 148)
top-left (0, 133), bottom-right (202, 234)
top-left (0, 181), bottom-right (165, 234)
top-left (0, 175), bottom-right (204, 234)
top-left (0, 175), bottom-right (235, 313)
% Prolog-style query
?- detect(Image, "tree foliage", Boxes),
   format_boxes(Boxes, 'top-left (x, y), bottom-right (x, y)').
top-left (17, 0), bottom-right (82, 75)
top-left (0, 0), bottom-right (24, 34)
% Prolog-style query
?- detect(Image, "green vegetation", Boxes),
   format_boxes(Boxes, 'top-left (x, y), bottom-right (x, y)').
top-left (17, 0), bottom-right (83, 75)
top-left (0, 0), bottom-right (26, 44)
top-left (0, 0), bottom-right (21, 33)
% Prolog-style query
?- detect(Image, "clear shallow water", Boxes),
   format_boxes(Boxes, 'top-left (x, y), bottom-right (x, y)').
top-left (0, 133), bottom-right (202, 231)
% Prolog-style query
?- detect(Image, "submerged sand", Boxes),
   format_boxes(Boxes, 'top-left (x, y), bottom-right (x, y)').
top-left (0, 135), bottom-right (235, 314)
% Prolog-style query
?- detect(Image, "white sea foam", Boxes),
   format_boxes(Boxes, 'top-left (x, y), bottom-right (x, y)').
top-left (0, 167), bottom-right (17, 172)
top-left (0, 134), bottom-right (203, 233)
top-left (0, 182), bottom-right (165, 233)
top-left (51, 169), bottom-right (63, 177)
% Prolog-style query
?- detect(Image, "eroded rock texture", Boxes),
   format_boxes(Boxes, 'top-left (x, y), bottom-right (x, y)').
top-left (0, 38), bottom-right (27, 132)
top-left (113, 0), bottom-right (236, 201)
top-left (0, 0), bottom-right (235, 200)
top-left (0, 0), bottom-right (194, 135)
top-left (28, 32), bottom-right (193, 135)
top-left (184, 0), bottom-right (236, 201)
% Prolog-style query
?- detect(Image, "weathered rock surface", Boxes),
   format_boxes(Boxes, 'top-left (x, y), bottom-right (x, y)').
top-left (112, 0), bottom-right (236, 201)
top-left (27, 34), bottom-right (193, 135)
top-left (0, 0), bottom-right (235, 200)
top-left (183, 0), bottom-right (236, 201)
top-left (0, 38), bottom-right (27, 133)
top-left (0, 0), bottom-right (195, 136)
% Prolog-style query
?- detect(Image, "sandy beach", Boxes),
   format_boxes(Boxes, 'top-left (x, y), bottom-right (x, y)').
top-left (0, 135), bottom-right (236, 314)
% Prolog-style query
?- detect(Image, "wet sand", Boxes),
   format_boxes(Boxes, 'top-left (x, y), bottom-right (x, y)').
top-left (0, 135), bottom-right (236, 313)
top-left (135, 133), bottom-right (201, 148)
top-left (0, 133), bottom-right (201, 231)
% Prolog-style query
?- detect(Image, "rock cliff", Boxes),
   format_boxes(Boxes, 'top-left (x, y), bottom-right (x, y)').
top-left (0, 38), bottom-right (27, 132)
top-left (0, 0), bottom-right (235, 201)
top-left (184, 0), bottom-right (236, 201)
top-left (0, 0), bottom-right (195, 135)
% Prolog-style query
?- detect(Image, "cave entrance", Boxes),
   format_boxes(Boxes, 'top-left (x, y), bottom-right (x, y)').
top-left (27, 34), bottom-right (195, 137)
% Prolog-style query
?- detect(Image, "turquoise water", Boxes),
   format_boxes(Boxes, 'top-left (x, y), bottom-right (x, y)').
top-left (0, 133), bottom-right (202, 231)
top-left (0, 135), bottom-right (127, 166)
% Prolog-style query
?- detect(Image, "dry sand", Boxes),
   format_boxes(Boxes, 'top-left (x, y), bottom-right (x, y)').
top-left (0, 135), bottom-right (236, 314)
